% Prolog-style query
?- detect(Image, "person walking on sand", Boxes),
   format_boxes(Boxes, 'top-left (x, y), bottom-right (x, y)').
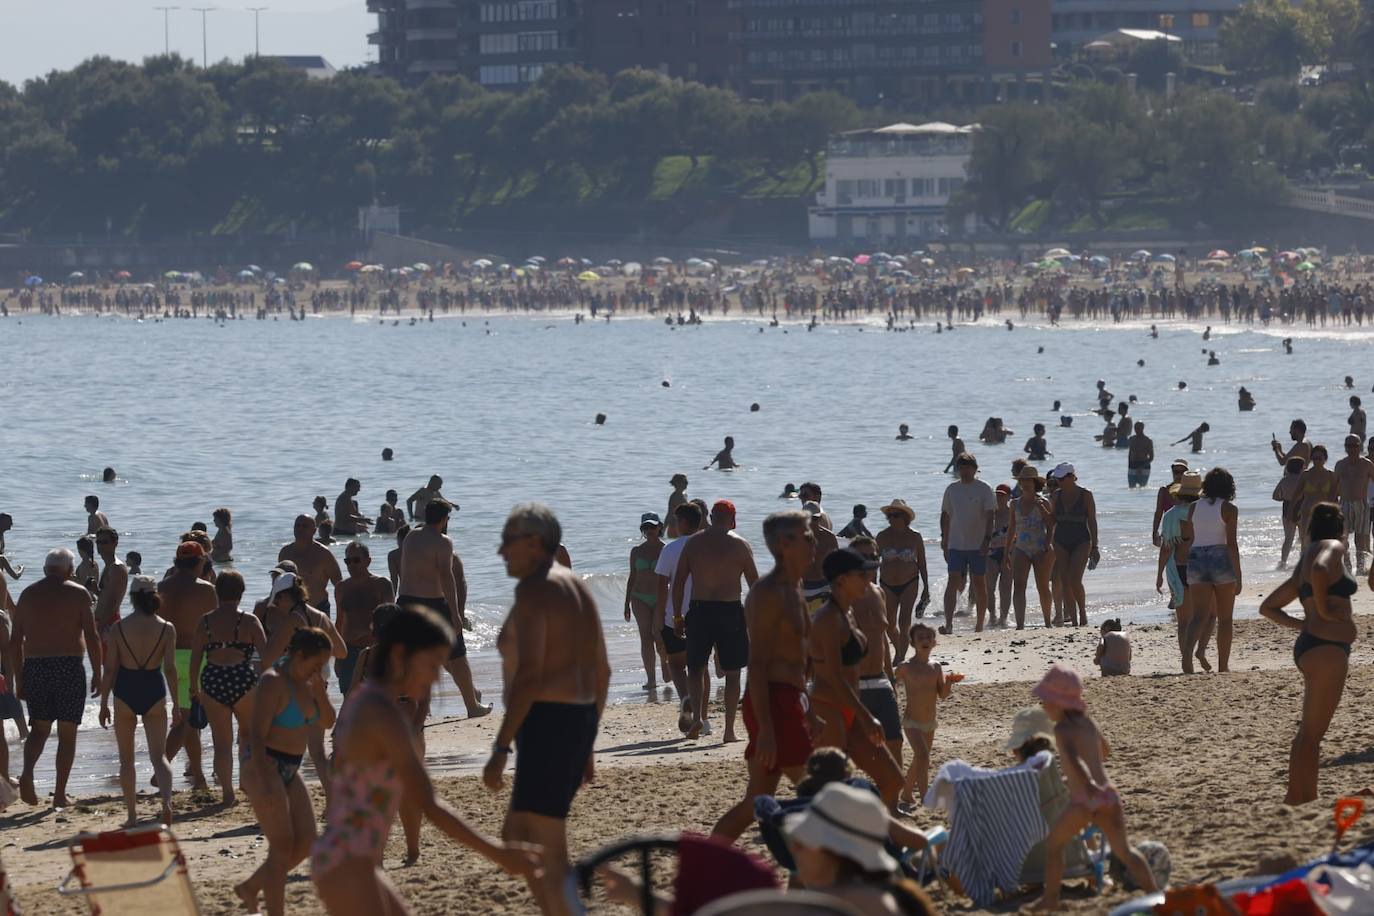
top-left (1333, 435), bottom-right (1374, 574)
top-left (313, 606), bottom-right (541, 916)
top-left (159, 541), bottom-right (218, 791)
top-left (940, 453), bottom-right (995, 634)
top-left (876, 499), bottom-right (928, 663)
top-left (1296, 446), bottom-right (1339, 551)
top-left (656, 501), bottom-right (707, 733)
top-left (1049, 464), bottom-right (1099, 628)
top-left (398, 499), bottom-right (490, 718)
top-left (625, 513), bottom-right (667, 691)
top-left (1152, 460), bottom-right (1188, 547)
top-left (1126, 422), bottom-right (1154, 488)
top-left (1156, 471), bottom-right (1212, 674)
top-left (711, 509), bottom-right (817, 842)
top-left (334, 541), bottom-right (394, 694)
top-left (848, 536), bottom-right (902, 765)
top-left (278, 515), bottom-right (342, 619)
top-left (13, 548), bottom-right (102, 807)
top-left (98, 575), bottom-right (178, 827)
top-left (93, 527), bottom-right (128, 642)
top-left (1005, 466), bottom-right (1055, 630)
top-left (1259, 503), bottom-right (1358, 805)
top-left (673, 500), bottom-right (759, 741)
top-left (1183, 467), bottom-right (1242, 673)
top-left (484, 503), bottom-right (609, 916)
top-left (704, 436), bottom-right (737, 470)
top-left (1026, 665), bottom-right (1158, 910)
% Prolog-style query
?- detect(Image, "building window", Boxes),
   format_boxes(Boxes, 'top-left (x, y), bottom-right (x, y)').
top-left (1192, 12), bottom-right (1210, 27)
top-left (855, 179), bottom-right (879, 198)
top-left (883, 178), bottom-right (905, 198)
top-left (1010, 7), bottom-right (1020, 24)
top-left (1010, 40), bottom-right (1022, 56)
top-left (480, 1), bottom-right (558, 24)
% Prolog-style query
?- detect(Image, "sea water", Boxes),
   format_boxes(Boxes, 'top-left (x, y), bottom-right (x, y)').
top-left (1, 311), bottom-right (1369, 792)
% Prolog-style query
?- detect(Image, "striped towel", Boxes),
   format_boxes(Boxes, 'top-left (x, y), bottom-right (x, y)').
top-left (944, 767), bottom-right (1047, 907)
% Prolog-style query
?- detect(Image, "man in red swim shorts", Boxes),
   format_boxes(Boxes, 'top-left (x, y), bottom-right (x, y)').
top-left (712, 509), bottom-right (818, 842)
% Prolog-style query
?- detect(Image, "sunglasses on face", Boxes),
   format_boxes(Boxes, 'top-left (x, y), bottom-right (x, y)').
top-left (345, 556), bottom-right (365, 565)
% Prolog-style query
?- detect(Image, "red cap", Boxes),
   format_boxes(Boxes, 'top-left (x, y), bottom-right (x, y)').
top-left (712, 500), bottom-right (736, 516)
top-left (176, 541), bottom-right (205, 559)
top-left (996, 483), bottom-right (1012, 495)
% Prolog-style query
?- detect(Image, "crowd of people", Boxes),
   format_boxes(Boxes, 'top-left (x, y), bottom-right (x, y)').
top-left (2, 381), bottom-right (1373, 912)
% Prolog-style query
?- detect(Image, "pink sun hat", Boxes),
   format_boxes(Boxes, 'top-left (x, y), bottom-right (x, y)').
top-left (1032, 664), bottom-right (1086, 712)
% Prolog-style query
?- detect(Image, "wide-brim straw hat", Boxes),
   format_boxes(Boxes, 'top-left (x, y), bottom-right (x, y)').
top-left (880, 499), bottom-right (915, 523)
top-left (783, 782), bottom-right (897, 874)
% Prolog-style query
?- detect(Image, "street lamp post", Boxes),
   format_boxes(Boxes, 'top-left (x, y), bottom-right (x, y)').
top-left (247, 7), bottom-right (268, 57)
top-left (192, 7), bottom-right (216, 68)
top-left (153, 6), bottom-right (180, 56)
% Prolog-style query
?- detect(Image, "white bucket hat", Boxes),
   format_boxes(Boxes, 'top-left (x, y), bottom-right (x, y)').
top-left (783, 782), bottom-right (896, 873)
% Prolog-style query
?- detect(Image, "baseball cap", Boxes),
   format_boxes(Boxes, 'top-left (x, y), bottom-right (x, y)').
top-left (272, 560), bottom-right (299, 576)
top-left (269, 572), bottom-right (298, 599)
top-left (1049, 462), bottom-right (1075, 480)
top-left (1170, 458), bottom-right (1189, 470)
top-left (176, 541), bottom-right (205, 560)
top-left (822, 546), bottom-right (880, 583)
top-left (129, 575), bottom-right (158, 595)
top-left (640, 512), bottom-right (662, 529)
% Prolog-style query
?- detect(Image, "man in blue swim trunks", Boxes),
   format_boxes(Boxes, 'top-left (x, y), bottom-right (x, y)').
top-left (940, 452), bottom-right (995, 634)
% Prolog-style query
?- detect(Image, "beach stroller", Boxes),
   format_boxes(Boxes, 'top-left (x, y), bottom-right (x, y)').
top-left (575, 832), bottom-right (785, 915)
top-left (57, 825), bottom-right (202, 915)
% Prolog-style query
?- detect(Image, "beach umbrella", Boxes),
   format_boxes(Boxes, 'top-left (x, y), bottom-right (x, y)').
top-left (1277, 250), bottom-right (1299, 261)
top-left (623, 262), bottom-right (642, 276)
top-left (751, 259), bottom-right (770, 268)
top-left (1208, 249), bottom-right (1231, 260)
top-left (1130, 249), bottom-right (1151, 261)
top-left (557, 257), bottom-right (577, 267)
top-left (114, 270), bottom-right (132, 280)
top-left (1089, 255), bottom-right (1110, 266)
top-left (577, 270), bottom-right (601, 281)
top-left (606, 258), bottom-right (623, 267)
top-left (956, 267), bottom-right (975, 275)
top-left (920, 258), bottom-right (935, 266)
top-left (412, 262), bottom-right (431, 272)
top-left (1237, 249), bottom-right (1261, 260)
top-left (292, 262), bottom-right (314, 272)
top-left (581, 258), bottom-right (593, 266)
top-left (809, 258), bottom-right (825, 267)
top-left (359, 264), bottom-right (383, 273)
top-left (25, 275), bottom-right (43, 286)
top-left (854, 254), bottom-right (872, 265)
top-left (1044, 247), bottom-right (1071, 258)
top-left (245, 264), bottom-right (263, 274)
top-left (68, 271), bottom-right (85, 280)
top-left (652, 257), bottom-right (674, 265)
top-left (472, 259), bottom-right (492, 269)
top-left (1200, 259), bottom-right (1227, 269)
top-left (345, 261), bottom-right (363, 271)
top-left (1296, 261), bottom-right (1315, 271)
top-left (1153, 253), bottom-right (1176, 262)
top-left (893, 269), bottom-right (914, 279)
top-left (237, 269), bottom-right (256, 279)
top-left (527, 255), bottom-right (546, 263)
top-left (685, 257), bottom-right (707, 267)
top-left (140, 283), bottom-right (156, 290)
top-left (273, 277), bottom-right (287, 285)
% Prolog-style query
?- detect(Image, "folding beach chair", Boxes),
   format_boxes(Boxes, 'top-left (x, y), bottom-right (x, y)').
top-left (575, 832), bottom-right (778, 916)
top-left (57, 826), bottom-right (200, 915)
top-left (1, 849), bottom-right (19, 916)
top-left (694, 888), bottom-right (866, 915)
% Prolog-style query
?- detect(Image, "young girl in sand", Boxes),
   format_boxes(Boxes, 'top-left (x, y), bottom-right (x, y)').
top-left (895, 623), bottom-right (958, 805)
top-left (1028, 665), bottom-right (1157, 911)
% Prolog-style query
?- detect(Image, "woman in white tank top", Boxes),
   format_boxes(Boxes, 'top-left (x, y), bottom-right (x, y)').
top-left (1184, 468), bottom-right (1241, 672)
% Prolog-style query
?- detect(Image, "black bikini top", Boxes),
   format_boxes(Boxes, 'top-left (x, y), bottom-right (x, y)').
top-left (1298, 570), bottom-right (1359, 600)
top-left (840, 629), bottom-right (866, 667)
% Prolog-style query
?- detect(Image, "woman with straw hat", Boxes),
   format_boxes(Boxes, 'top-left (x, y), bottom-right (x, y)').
top-left (875, 499), bottom-right (929, 663)
top-left (1004, 466), bottom-right (1056, 629)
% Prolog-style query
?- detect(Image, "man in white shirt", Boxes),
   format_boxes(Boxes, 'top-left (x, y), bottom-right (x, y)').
top-left (656, 500), bottom-right (706, 734)
top-left (940, 452), bottom-right (996, 634)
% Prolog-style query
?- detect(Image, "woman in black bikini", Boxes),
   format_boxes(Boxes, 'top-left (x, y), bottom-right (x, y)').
top-left (875, 500), bottom-right (928, 663)
top-left (190, 570), bottom-right (267, 806)
top-left (1049, 464), bottom-right (1098, 627)
top-left (1259, 502), bottom-right (1359, 804)
top-left (98, 575), bottom-right (179, 827)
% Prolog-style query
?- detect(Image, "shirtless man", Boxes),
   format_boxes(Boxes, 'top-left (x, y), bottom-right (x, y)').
top-left (483, 503), bottom-right (609, 916)
top-left (1126, 422), bottom-right (1154, 488)
top-left (1334, 435), bottom-right (1374, 574)
top-left (800, 502), bottom-right (840, 615)
top-left (159, 541), bottom-right (218, 789)
top-left (398, 499), bottom-right (490, 717)
top-left (711, 510), bottom-right (815, 842)
top-left (672, 500), bottom-right (759, 741)
top-left (1272, 419), bottom-right (1313, 468)
top-left (406, 475), bottom-right (445, 523)
top-left (656, 502), bottom-right (702, 731)
top-left (332, 478), bottom-right (372, 537)
top-left (666, 474), bottom-right (689, 539)
top-left (13, 548), bottom-right (102, 807)
top-left (848, 536), bottom-right (902, 763)
top-left (85, 495), bottom-right (110, 535)
top-left (334, 541), bottom-right (394, 693)
top-left (798, 482), bottom-right (833, 530)
top-left (277, 515), bottom-right (342, 619)
top-left (92, 527), bottom-right (128, 641)
top-left (704, 436), bottom-right (737, 471)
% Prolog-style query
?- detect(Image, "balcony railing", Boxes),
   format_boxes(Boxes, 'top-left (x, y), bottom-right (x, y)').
top-left (731, 25), bottom-right (978, 39)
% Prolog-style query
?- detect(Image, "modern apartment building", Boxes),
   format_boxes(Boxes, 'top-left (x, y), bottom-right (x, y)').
top-left (729, 0), bottom-right (1052, 105)
top-left (1050, 0), bottom-right (1240, 63)
top-left (583, 0), bottom-right (736, 85)
top-left (808, 122), bottom-right (976, 245)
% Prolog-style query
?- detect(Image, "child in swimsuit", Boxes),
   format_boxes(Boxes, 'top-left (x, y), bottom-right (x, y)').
top-left (1093, 619), bottom-right (1131, 676)
top-left (1028, 666), bottom-right (1158, 911)
top-left (895, 623), bottom-right (956, 806)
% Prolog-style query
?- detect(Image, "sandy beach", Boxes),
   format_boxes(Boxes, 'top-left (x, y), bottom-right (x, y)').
top-left (8, 591), bottom-right (1374, 914)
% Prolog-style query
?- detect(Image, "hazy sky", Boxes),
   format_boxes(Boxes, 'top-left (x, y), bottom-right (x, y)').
top-left (2, 0), bottom-right (374, 87)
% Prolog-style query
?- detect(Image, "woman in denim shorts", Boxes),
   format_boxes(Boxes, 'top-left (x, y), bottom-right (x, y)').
top-left (1184, 468), bottom-right (1241, 672)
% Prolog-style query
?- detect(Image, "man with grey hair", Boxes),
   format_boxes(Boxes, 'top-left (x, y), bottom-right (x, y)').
top-left (334, 540), bottom-right (394, 693)
top-left (13, 547), bottom-right (102, 807)
top-left (485, 502), bottom-right (609, 916)
top-left (712, 509), bottom-right (816, 841)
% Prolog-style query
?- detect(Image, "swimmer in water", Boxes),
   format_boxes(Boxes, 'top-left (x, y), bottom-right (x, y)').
top-left (896, 424), bottom-right (913, 441)
top-left (1024, 424), bottom-right (1049, 462)
top-left (943, 426), bottom-right (966, 474)
top-left (1173, 423), bottom-right (1210, 454)
top-left (704, 436), bottom-right (737, 471)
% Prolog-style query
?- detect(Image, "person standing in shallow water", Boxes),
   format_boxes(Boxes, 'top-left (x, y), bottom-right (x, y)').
top-left (1126, 422), bottom-right (1154, 488)
top-left (704, 436), bottom-right (737, 470)
top-left (485, 502), bottom-right (609, 916)
top-left (666, 473), bottom-right (689, 538)
top-left (624, 513), bottom-right (666, 691)
top-left (160, 541), bottom-right (218, 791)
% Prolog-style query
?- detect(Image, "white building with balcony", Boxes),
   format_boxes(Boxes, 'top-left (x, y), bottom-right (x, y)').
top-left (808, 122), bottom-right (976, 246)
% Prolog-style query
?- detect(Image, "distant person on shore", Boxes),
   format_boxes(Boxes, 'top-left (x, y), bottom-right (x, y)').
top-left (333, 478), bottom-right (371, 537)
top-left (1272, 419), bottom-right (1312, 468)
top-left (159, 541), bottom-right (218, 791)
top-left (943, 426), bottom-right (966, 474)
top-left (838, 504), bottom-right (872, 539)
top-left (711, 510), bottom-right (815, 842)
top-left (1334, 435), bottom-right (1374, 574)
top-left (940, 452), bottom-right (995, 634)
top-left (704, 436), bottom-right (737, 471)
top-left (211, 508), bottom-right (233, 563)
top-left (1351, 396), bottom-right (1367, 441)
top-left (98, 575), bottom-right (178, 827)
top-left (14, 548), bottom-right (102, 807)
top-left (667, 473), bottom-right (690, 538)
top-left (624, 513), bottom-right (666, 691)
top-left (406, 475), bottom-right (444, 523)
top-left (1172, 422), bottom-right (1209, 454)
top-left (85, 494), bottom-right (109, 535)
top-left (1027, 665), bottom-right (1158, 910)
top-left (1183, 467), bottom-right (1241, 673)
top-left (1259, 503), bottom-right (1357, 805)
top-left (1024, 423), bottom-right (1049, 462)
top-left (1126, 422), bottom-right (1154, 488)
top-left (484, 502), bottom-right (609, 915)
